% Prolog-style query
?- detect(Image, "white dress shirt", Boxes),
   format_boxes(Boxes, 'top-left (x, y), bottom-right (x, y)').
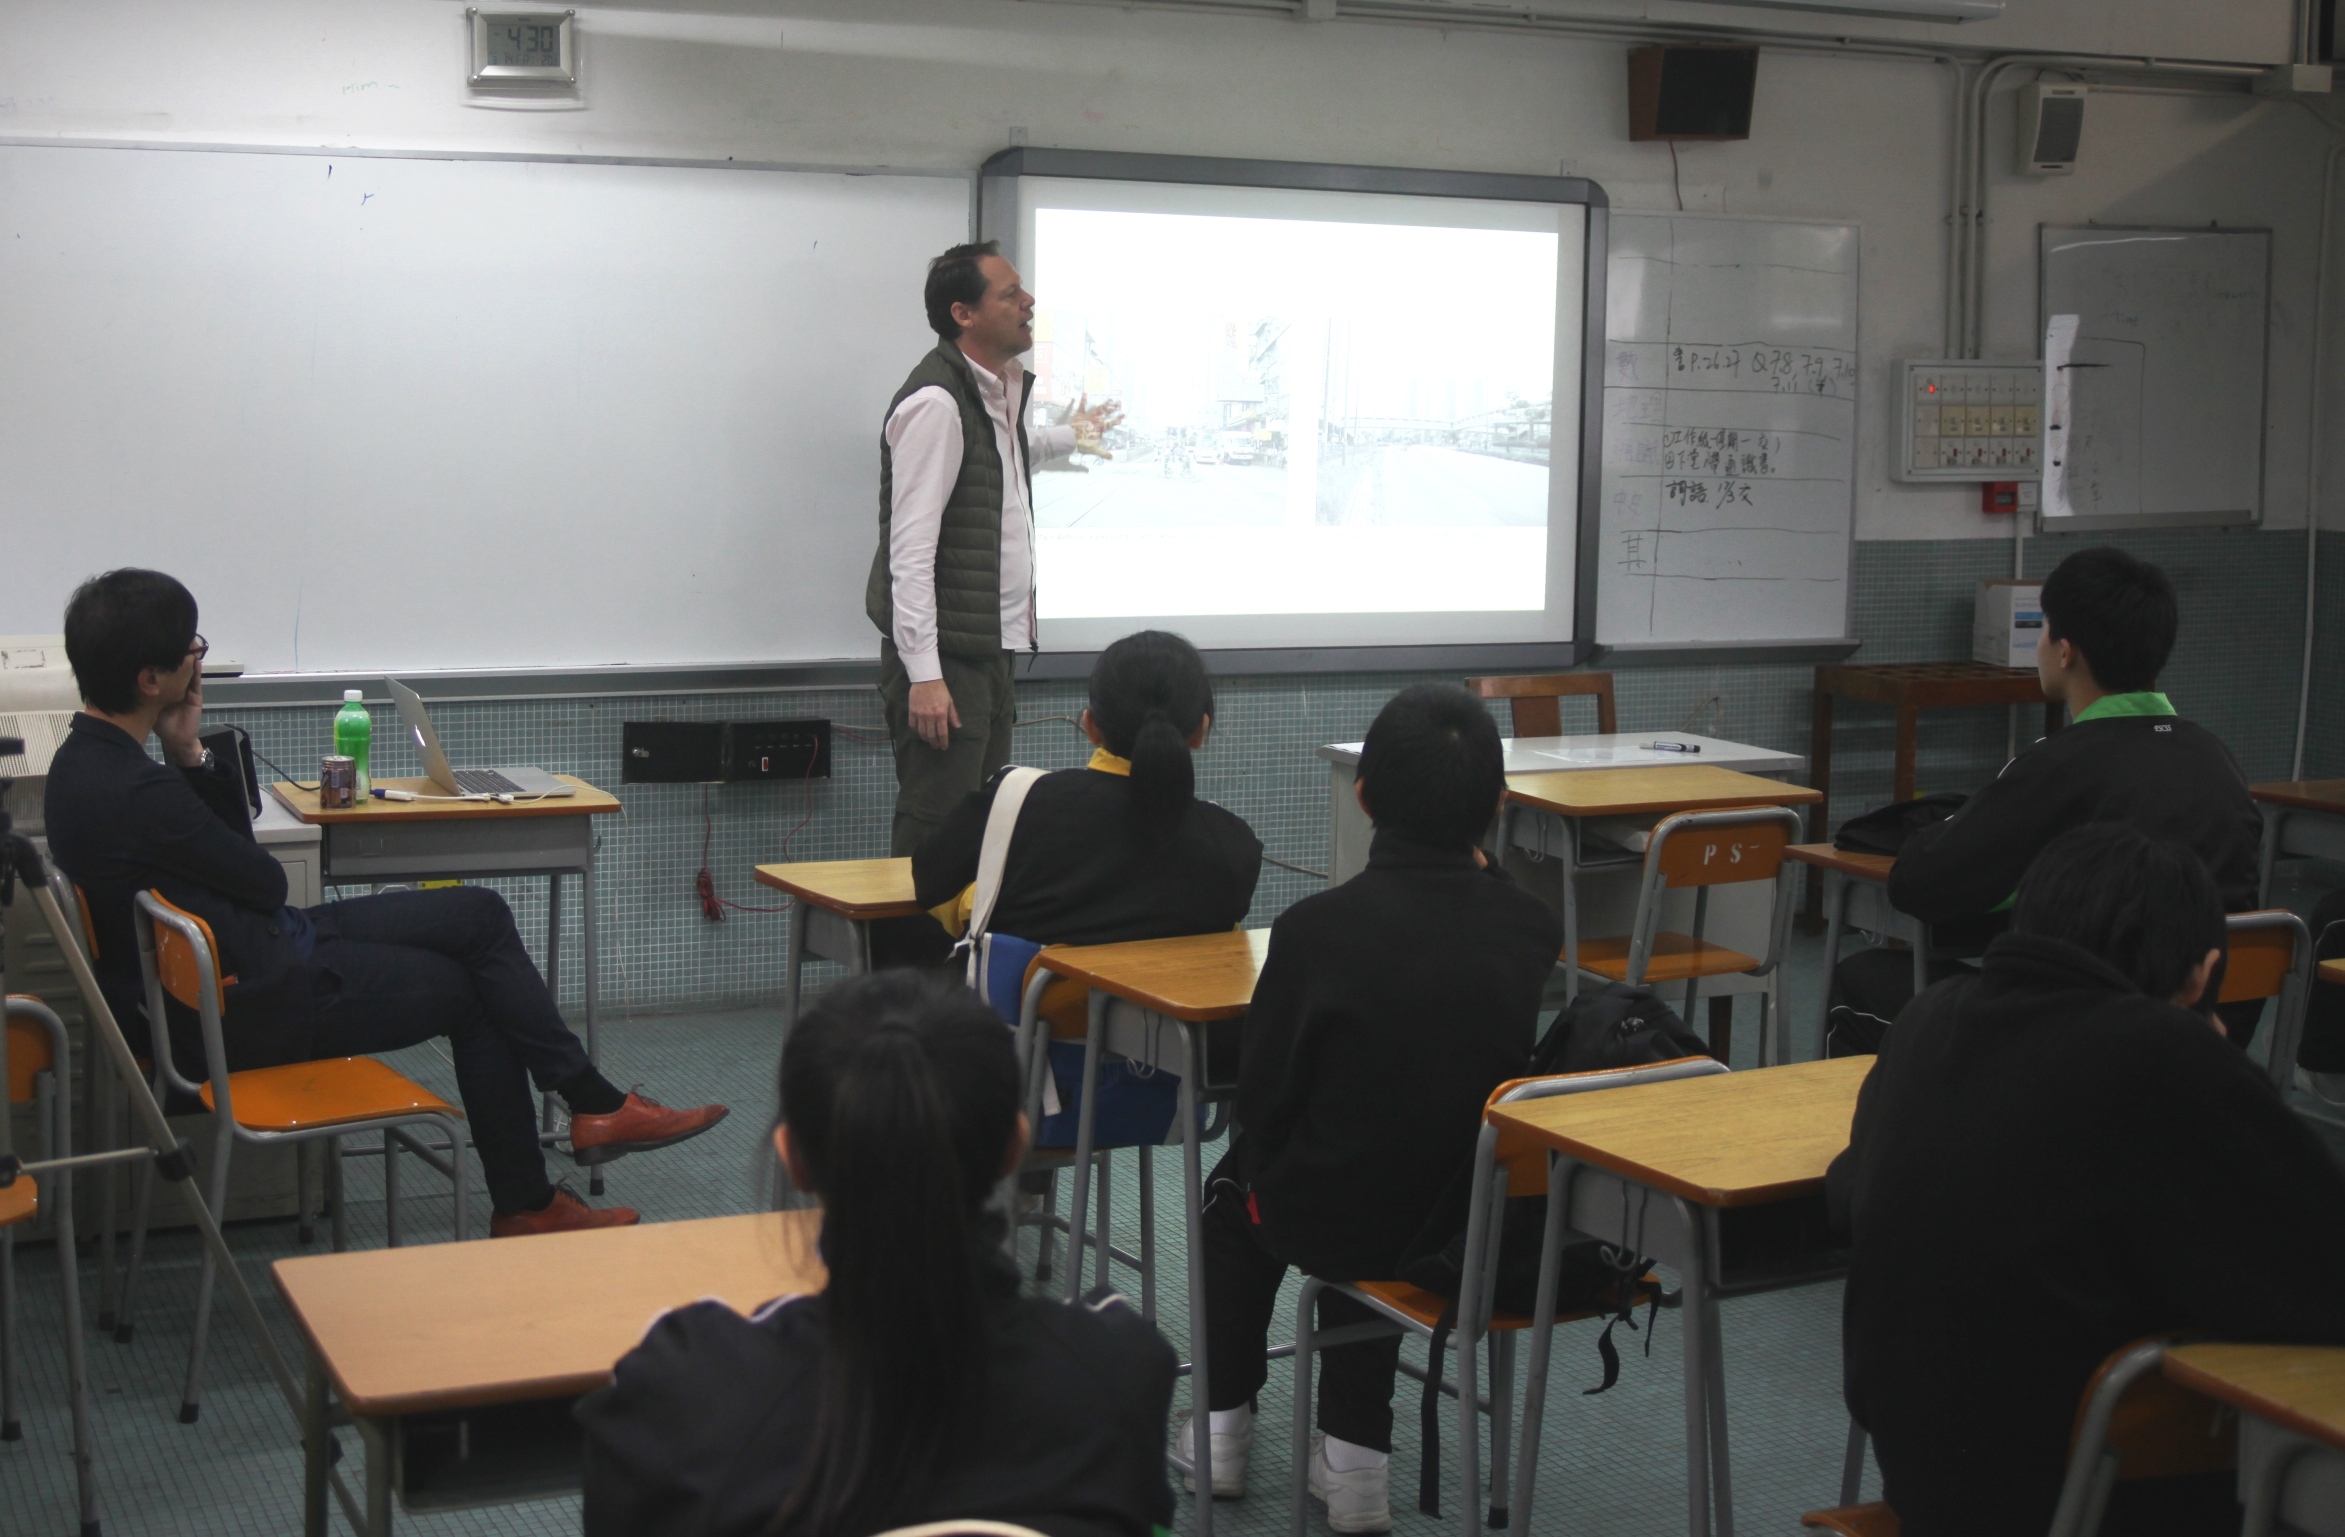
top-left (884, 351), bottom-right (1076, 683)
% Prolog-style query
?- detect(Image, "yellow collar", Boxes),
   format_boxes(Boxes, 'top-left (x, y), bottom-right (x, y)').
top-left (1087, 747), bottom-right (1132, 777)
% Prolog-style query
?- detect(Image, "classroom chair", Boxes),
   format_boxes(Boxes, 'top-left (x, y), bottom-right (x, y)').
top-left (2220, 909), bottom-right (2315, 1091)
top-left (0, 994), bottom-right (102, 1535)
top-left (1802, 1336), bottom-right (2231, 1537)
top-left (1573, 806), bottom-right (1804, 1066)
top-left (1289, 1059), bottom-right (1717, 1537)
top-left (47, 866), bottom-right (156, 1342)
top-left (988, 949), bottom-right (1160, 1314)
top-left (1464, 672), bottom-right (1618, 738)
top-left (132, 889), bottom-right (470, 1424)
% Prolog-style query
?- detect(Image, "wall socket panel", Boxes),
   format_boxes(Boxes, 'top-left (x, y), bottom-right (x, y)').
top-left (622, 719), bottom-right (832, 784)
top-left (1893, 358), bottom-right (2044, 482)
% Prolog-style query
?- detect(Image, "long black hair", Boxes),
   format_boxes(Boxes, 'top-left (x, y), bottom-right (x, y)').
top-left (767, 971), bottom-right (1023, 1537)
top-left (1088, 629), bottom-right (1215, 842)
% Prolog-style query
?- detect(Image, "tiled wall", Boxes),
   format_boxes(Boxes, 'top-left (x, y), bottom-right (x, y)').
top-left (206, 527), bottom-right (2321, 1013)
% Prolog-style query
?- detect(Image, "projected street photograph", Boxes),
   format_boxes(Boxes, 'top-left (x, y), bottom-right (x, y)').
top-left (1026, 205), bottom-right (1560, 617)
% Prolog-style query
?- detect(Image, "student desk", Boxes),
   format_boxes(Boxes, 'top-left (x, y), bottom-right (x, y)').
top-left (1492, 1055), bottom-right (1871, 1537)
top-left (270, 775), bottom-right (617, 1063)
top-left (2252, 780), bottom-right (2345, 904)
top-left (1031, 927), bottom-right (1268, 1537)
top-left (751, 857), bottom-right (924, 1032)
top-left (2164, 1343), bottom-right (2345, 1537)
top-left (2324, 959), bottom-right (2345, 987)
top-left (275, 1210), bottom-right (824, 1537)
top-left (1785, 845), bottom-right (1927, 1048)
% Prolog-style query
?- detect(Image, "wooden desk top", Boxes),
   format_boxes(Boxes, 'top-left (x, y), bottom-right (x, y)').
top-left (1486, 1055), bottom-right (1873, 1208)
top-left (2320, 958), bottom-right (2345, 988)
top-left (2251, 779), bottom-right (2345, 813)
top-left (752, 857), bottom-right (923, 919)
top-left (270, 776), bottom-right (618, 823)
top-left (2165, 1343), bottom-right (2345, 1454)
top-left (274, 1212), bottom-right (824, 1417)
top-left (1815, 661), bottom-right (2049, 708)
top-left (1504, 764), bottom-right (1823, 820)
top-left (1785, 843), bottom-right (1896, 881)
top-left (1035, 929), bottom-right (1271, 1022)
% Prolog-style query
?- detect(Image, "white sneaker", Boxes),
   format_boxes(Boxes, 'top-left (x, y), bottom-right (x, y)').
top-left (1168, 1413), bottom-right (1250, 1498)
top-left (1307, 1433), bottom-right (1393, 1534)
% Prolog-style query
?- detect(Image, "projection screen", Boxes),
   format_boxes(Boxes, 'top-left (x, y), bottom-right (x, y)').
top-left (978, 149), bottom-right (1606, 672)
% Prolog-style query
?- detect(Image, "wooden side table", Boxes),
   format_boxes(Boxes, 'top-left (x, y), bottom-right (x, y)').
top-left (1806, 662), bottom-right (2059, 921)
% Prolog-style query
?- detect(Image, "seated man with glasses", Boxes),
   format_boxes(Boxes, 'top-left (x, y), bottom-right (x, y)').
top-left (44, 568), bottom-right (727, 1236)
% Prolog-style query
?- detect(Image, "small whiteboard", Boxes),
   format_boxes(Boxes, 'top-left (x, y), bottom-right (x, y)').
top-left (1596, 214), bottom-right (1857, 649)
top-left (2039, 225), bottom-right (2268, 528)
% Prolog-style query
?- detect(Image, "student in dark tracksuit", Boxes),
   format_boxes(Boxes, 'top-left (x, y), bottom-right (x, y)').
top-left (1170, 685), bottom-right (1562, 1534)
top-left (914, 629), bottom-right (1261, 951)
top-left (1849, 547), bottom-right (2263, 1043)
top-left (579, 972), bottom-right (1176, 1537)
top-left (1833, 824), bottom-right (2345, 1537)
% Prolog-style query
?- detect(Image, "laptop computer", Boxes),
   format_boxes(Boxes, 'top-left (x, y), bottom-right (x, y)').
top-left (386, 678), bottom-right (575, 798)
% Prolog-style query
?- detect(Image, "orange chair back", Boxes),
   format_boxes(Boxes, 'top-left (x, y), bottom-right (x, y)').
top-left (2072, 1337), bottom-right (2234, 1481)
top-left (1465, 672), bottom-right (1618, 738)
top-left (1657, 818), bottom-right (1791, 888)
top-left (2219, 916), bottom-right (2295, 1005)
top-left (6, 1013), bottom-right (56, 1105)
top-left (74, 884), bottom-right (100, 958)
top-left (145, 891), bottom-right (234, 1008)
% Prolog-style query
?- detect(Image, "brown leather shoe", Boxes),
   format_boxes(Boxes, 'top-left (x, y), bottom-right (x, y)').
top-left (569, 1091), bottom-right (730, 1167)
top-left (489, 1184), bottom-right (640, 1239)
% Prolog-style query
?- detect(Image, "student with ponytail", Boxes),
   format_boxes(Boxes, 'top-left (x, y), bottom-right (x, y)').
top-left (912, 629), bottom-right (1262, 948)
top-left (577, 970), bottom-right (1177, 1537)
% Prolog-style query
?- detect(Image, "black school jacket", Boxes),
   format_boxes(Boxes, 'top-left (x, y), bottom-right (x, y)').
top-left (1235, 831), bottom-right (1564, 1280)
top-left (43, 713), bottom-right (317, 1070)
top-left (1887, 712), bottom-right (2260, 925)
top-left (1831, 933), bottom-right (2345, 1536)
top-left (914, 754), bottom-right (1262, 947)
top-left (575, 1259), bottom-right (1177, 1537)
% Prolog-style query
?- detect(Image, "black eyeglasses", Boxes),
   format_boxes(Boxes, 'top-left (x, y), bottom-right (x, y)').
top-left (187, 634), bottom-right (210, 664)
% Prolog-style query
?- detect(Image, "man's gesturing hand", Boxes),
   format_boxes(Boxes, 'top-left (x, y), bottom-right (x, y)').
top-left (1069, 394), bottom-right (1124, 458)
top-left (908, 678), bottom-right (960, 752)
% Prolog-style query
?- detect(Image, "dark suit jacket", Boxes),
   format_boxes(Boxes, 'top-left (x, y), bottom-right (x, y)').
top-left (44, 713), bottom-right (317, 1071)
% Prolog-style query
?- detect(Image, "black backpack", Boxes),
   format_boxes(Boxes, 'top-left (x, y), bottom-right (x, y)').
top-left (1392, 984), bottom-right (1714, 1516)
top-left (1832, 791), bottom-right (1967, 856)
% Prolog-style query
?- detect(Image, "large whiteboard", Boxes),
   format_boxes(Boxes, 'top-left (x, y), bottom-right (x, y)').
top-left (1597, 215), bottom-right (1857, 647)
top-left (0, 144), bottom-right (969, 675)
top-left (2039, 225), bottom-right (2268, 527)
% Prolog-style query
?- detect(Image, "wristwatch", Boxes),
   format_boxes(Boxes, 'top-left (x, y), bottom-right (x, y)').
top-left (193, 747), bottom-right (216, 771)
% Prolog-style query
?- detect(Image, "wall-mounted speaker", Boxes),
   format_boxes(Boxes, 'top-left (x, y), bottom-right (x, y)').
top-left (2016, 83), bottom-right (2087, 175)
top-left (1627, 46), bottom-right (1760, 142)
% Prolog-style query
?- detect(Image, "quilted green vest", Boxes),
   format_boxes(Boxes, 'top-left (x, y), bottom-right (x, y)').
top-left (867, 342), bottom-right (1036, 661)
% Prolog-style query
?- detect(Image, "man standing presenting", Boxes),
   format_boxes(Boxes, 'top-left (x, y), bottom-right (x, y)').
top-left (870, 241), bottom-right (1118, 856)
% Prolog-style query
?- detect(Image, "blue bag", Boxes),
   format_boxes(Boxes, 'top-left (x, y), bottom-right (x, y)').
top-left (972, 931), bottom-right (1183, 1151)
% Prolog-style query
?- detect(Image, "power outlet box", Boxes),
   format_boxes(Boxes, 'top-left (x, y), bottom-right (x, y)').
top-left (623, 719), bottom-right (831, 783)
top-left (725, 720), bottom-right (831, 782)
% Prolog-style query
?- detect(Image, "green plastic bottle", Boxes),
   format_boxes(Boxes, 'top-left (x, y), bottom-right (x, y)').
top-left (335, 689), bottom-right (372, 799)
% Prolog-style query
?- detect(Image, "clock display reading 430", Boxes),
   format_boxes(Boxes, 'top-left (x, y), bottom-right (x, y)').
top-left (468, 9), bottom-right (576, 85)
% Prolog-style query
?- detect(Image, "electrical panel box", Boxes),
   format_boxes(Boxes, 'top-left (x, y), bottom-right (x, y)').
top-left (724, 720), bottom-right (831, 782)
top-left (623, 719), bottom-right (831, 784)
top-left (1894, 359), bottom-right (2043, 482)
